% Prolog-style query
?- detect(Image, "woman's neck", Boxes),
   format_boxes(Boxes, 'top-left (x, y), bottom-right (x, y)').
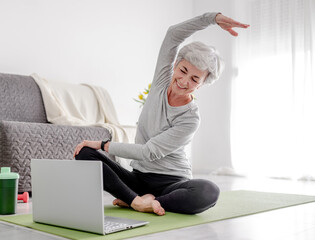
top-left (167, 87), bottom-right (192, 107)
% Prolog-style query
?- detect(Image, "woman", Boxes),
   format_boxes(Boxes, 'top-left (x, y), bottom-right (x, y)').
top-left (74, 12), bottom-right (249, 216)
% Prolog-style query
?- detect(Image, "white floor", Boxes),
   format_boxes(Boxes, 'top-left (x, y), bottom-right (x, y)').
top-left (1, 175), bottom-right (315, 240)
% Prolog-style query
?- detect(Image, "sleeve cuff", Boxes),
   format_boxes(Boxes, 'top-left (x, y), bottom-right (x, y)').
top-left (203, 12), bottom-right (221, 25)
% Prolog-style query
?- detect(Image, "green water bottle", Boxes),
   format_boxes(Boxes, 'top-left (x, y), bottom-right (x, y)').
top-left (0, 167), bottom-right (20, 215)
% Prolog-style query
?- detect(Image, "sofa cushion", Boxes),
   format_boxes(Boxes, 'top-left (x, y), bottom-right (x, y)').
top-left (0, 73), bottom-right (47, 123)
top-left (0, 120), bottom-right (114, 192)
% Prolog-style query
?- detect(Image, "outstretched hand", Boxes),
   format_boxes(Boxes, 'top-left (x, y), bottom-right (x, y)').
top-left (215, 13), bottom-right (250, 37)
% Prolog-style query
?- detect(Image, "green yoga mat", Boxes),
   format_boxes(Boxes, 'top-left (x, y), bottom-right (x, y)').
top-left (1, 190), bottom-right (315, 240)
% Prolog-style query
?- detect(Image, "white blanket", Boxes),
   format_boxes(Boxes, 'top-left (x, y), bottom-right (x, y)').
top-left (31, 73), bottom-right (135, 170)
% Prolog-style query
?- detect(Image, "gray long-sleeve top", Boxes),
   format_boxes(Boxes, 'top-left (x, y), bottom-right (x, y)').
top-left (109, 12), bottom-right (218, 179)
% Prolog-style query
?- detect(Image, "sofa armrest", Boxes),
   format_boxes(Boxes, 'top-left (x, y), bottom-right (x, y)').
top-left (0, 120), bottom-right (114, 192)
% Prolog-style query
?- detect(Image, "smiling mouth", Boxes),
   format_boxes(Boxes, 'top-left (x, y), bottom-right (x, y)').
top-left (176, 79), bottom-right (187, 89)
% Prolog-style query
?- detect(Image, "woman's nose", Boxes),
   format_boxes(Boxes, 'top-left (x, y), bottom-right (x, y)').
top-left (180, 76), bottom-right (189, 85)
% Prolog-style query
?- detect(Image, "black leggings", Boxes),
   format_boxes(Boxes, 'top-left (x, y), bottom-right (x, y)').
top-left (75, 147), bottom-right (220, 214)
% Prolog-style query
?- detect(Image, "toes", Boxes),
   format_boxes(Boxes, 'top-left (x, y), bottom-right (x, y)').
top-left (113, 199), bottom-right (129, 207)
top-left (113, 199), bottom-right (118, 205)
top-left (152, 200), bottom-right (165, 216)
top-left (156, 208), bottom-right (165, 216)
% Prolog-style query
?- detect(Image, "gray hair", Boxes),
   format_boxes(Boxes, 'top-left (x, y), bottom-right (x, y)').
top-left (175, 41), bottom-right (224, 85)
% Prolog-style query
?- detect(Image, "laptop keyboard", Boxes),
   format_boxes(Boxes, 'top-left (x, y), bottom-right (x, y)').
top-left (104, 221), bottom-right (129, 232)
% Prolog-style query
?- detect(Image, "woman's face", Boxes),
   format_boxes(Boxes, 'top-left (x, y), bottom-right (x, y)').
top-left (170, 59), bottom-right (208, 97)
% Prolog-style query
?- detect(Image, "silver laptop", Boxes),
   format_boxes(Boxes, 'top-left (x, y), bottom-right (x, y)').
top-left (31, 159), bottom-right (149, 235)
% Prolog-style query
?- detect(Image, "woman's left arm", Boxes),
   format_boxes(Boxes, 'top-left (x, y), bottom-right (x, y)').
top-left (73, 140), bottom-right (101, 158)
top-left (105, 116), bottom-right (199, 162)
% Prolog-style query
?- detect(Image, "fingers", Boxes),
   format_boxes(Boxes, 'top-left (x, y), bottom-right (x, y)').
top-left (216, 14), bottom-right (250, 37)
top-left (73, 146), bottom-right (80, 158)
top-left (217, 23), bottom-right (239, 37)
top-left (218, 15), bottom-right (250, 29)
top-left (218, 22), bottom-right (249, 37)
top-left (219, 20), bottom-right (249, 29)
top-left (228, 28), bottom-right (239, 37)
top-left (229, 18), bottom-right (250, 29)
top-left (73, 142), bottom-right (84, 158)
top-left (232, 22), bottom-right (250, 29)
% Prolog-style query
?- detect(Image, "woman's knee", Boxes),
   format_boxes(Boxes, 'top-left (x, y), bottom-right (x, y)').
top-left (203, 180), bottom-right (220, 206)
top-left (75, 146), bottom-right (97, 160)
top-left (189, 179), bottom-right (220, 214)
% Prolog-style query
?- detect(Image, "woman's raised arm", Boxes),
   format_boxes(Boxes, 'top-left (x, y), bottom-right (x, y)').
top-left (151, 12), bottom-right (249, 88)
top-left (152, 12), bottom-right (219, 88)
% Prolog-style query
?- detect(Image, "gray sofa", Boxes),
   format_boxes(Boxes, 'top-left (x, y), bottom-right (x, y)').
top-left (0, 73), bottom-right (114, 193)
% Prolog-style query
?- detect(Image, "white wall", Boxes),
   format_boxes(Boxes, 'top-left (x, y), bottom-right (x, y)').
top-left (0, 0), bottom-right (236, 174)
top-left (0, 0), bottom-right (193, 125)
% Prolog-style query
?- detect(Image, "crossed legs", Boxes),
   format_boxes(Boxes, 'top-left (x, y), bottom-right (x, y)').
top-left (75, 147), bottom-right (219, 215)
top-left (75, 147), bottom-right (165, 215)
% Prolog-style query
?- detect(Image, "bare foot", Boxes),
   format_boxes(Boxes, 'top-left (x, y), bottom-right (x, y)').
top-left (112, 194), bottom-right (154, 208)
top-left (113, 199), bottom-right (130, 208)
top-left (131, 196), bottom-right (165, 216)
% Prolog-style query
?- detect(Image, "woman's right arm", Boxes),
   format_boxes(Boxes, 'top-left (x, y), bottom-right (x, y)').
top-left (152, 12), bottom-right (219, 88)
top-left (151, 12), bottom-right (249, 88)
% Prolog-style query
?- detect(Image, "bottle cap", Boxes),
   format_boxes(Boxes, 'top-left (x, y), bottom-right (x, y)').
top-left (0, 167), bottom-right (20, 180)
